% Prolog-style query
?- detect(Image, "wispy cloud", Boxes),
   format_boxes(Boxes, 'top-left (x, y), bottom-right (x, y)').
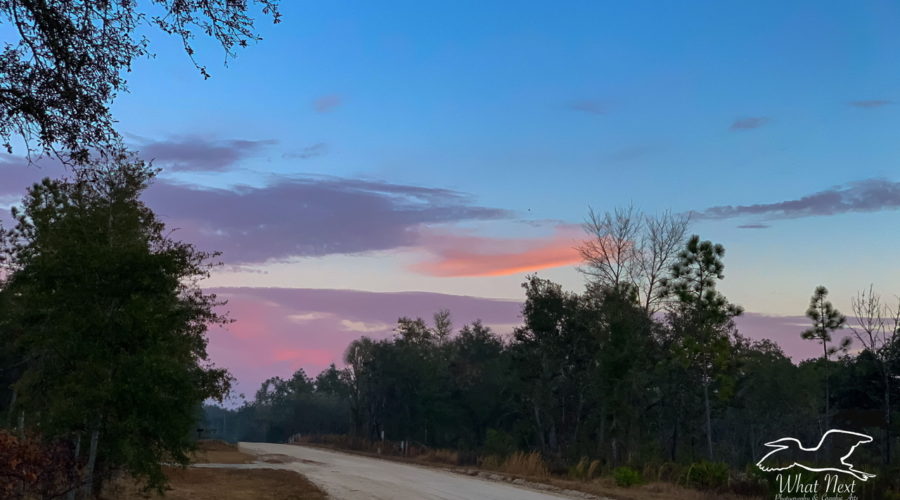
top-left (737, 223), bottom-right (770, 229)
top-left (135, 136), bottom-right (277, 172)
top-left (697, 179), bottom-right (900, 220)
top-left (410, 225), bottom-right (585, 277)
top-left (850, 100), bottom-right (891, 109)
top-left (283, 143), bottom-right (327, 160)
top-left (566, 99), bottom-right (606, 115)
top-left (730, 116), bottom-right (770, 131)
top-left (313, 94), bottom-right (342, 113)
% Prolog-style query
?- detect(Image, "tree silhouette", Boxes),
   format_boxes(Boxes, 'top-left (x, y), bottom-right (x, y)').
top-left (0, 160), bottom-right (232, 493)
top-left (661, 235), bottom-right (743, 460)
top-left (802, 285), bottom-right (849, 431)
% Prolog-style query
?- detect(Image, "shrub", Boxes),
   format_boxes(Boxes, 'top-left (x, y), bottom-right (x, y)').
top-left (682, 461), bottom-right (729, 490)
top-left (613, 466), bottom-right (642, 487)
top-left (0, 430), bottom-right (78, 499)
top-left (483, 429), bottom-right (516, 457)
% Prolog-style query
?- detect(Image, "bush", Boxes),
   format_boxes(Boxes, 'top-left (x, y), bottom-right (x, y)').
top-left (483, 429), bottom-right (516, 457)
top-left (0, 430), bottom-right (78, 499)
top-left (682, 461), bottom-right (729, 490)
top-left (613, 466), bottom-right (642, 487)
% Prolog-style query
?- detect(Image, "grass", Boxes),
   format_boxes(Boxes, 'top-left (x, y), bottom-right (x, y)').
top-left (101, 441), bottom-right (326, 500)
top-left (190, 439), bottom-right (255, 464)
top-left (102, 468), bottom-right (327, 500)
top-left (481, 451), bottom-right (549, 478)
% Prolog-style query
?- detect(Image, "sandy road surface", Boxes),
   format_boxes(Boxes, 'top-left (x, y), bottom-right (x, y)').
top-left (235, 442), bottom-right (578, 500)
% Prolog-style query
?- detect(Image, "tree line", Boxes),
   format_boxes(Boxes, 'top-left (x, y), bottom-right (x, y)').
top-left (209, 207), bottom-right (900, 485)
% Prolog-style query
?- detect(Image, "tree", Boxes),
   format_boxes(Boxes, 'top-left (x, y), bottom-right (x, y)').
top-left (660, 235), bottom-right (743, 460)
top-left (849, 285), bottom-right (900, 463)
top-left (801, 285), bottom-right (850, 431)
top-left (512, 275), bottom-right (600, 456)
top-left (0, 0), bottom-right (281, 165)
top-left (579, 206), bottom-right (689, 314)
top-left (0, 160), bottom-right (232, 492)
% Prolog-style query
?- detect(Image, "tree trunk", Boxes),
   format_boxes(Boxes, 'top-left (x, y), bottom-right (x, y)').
top-left (82, 429), bottom-right (99, 499)
top-left (704, 380), bottom-right (713, 460)
top-left (532, 403), bottom-right (546, 452)
top-left (6, 389), bottom-right (15, 427)
top-left (885, 373), bottom-right (892, 465)
top-left (823, 340), bottom-right (831, 430)
top-left (67, 434), bottom-right (81, 500)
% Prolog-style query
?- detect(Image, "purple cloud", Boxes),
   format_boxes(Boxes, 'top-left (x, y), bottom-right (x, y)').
top-left (136, 136), bottom-right (277, 172)
top-left (730, 116), bottom-right (770, 131)
top-left (566, 99), bottom-right (607, 115)
top-left (205, 286), bottom-right (834, 402)
top-left (734, 313), bottom-right (828, 362)
top-left (313, 95), bottom-right (342, 113)
top-left (143, 176), bottom-right (509, 264)
top-left (0, 156), bottom-right (509, 264)
top-left (697, 179), bottom-right (900, 220)
top-left (207, 287), bottom-right (523, 400)
top-left (850, 100), bottom-right (891, 109)
top-left (0, 156), bottom-right (68, 197)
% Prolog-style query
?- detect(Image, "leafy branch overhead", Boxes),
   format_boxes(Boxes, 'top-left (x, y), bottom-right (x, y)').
top-left (0, 0), bottom-right (281, 164)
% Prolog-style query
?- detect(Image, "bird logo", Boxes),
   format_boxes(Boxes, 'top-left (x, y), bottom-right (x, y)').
top-left (756, 429), bottom-right (876, 481)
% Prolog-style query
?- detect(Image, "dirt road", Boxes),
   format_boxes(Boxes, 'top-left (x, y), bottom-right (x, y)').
top-left (235, 442), bottom-right (582, 500)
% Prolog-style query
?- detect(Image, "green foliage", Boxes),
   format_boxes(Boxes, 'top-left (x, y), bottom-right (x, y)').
top-left (682, 461), bottom-right (729, 490)
top-left (613, 466), bottom-right (642, 487)
top-left (0, 163), bottom-right (232, 492)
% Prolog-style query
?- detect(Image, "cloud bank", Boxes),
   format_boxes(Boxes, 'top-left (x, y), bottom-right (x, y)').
top-left (697, 179), bottom-right (900, 220)
top-left (205, 287), bottom-right (830, 403)
top-left (144, 177), bottom-right (509, 264)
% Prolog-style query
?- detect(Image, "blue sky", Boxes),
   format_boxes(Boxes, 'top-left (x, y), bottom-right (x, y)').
top-left (123, 2), bottom-right (900, 306)
top-left (3, 1), bottom-right (898, 393)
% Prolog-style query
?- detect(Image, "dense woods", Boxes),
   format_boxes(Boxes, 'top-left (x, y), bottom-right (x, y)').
top-left (205, 210), bottom-right (900, 494)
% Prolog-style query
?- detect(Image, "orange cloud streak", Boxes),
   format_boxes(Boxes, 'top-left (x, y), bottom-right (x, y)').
top-left (412, 226), bottom-right (587, 277)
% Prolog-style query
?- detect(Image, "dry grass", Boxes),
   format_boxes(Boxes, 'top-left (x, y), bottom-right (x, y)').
top-left (481, 451), bottom-right (549, 478)
top-left (553, 477), bottom-right (763, 500)
top-left (190, 440), bottom-right (255, 464)
top-left (419, 448), bottom-right (460, 465)
top-left (102, 467), bottom-right (327, 500)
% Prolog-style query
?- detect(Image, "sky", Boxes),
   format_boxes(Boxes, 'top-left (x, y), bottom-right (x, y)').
top-left (1, 1), bottom-right (899, 401)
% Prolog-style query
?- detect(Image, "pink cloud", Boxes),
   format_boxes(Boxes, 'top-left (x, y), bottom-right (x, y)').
top-left (273, 349), bottom-right (334, 365)
top-left (313, 94), bottom-right (342, 113)
top-left (204, 287), bottom-right (838, 404)
top-left (411, 226), bottom-right (586, 277)
top-left (207, 287), bottom-right (523, 401)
